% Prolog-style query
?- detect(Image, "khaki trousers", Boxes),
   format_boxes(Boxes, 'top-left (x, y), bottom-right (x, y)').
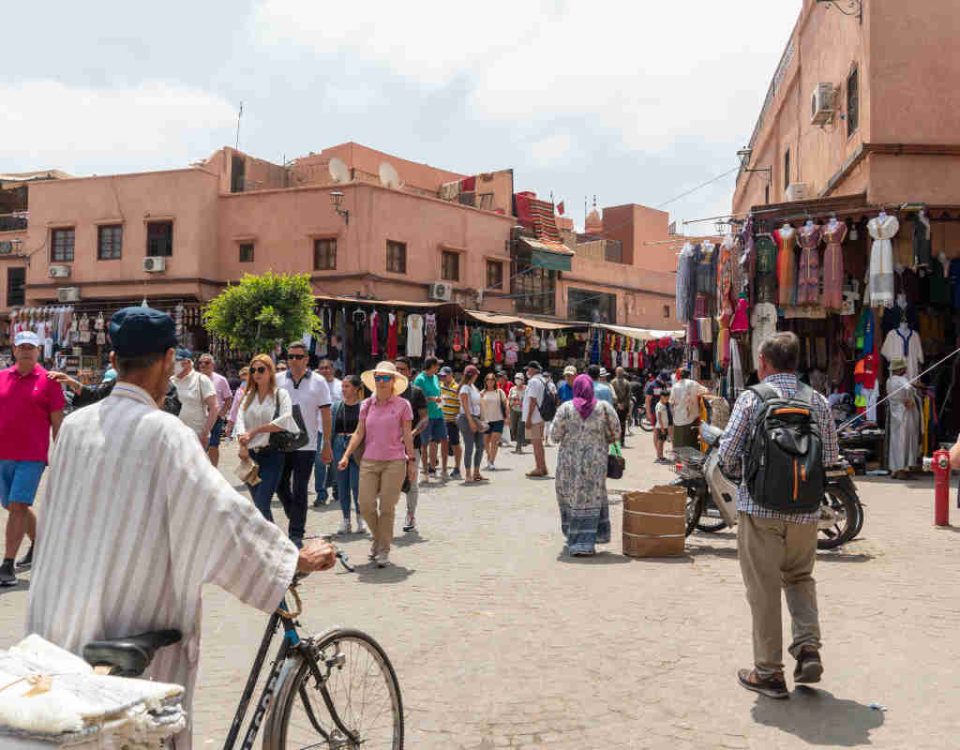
top-left (358, 459), bottom-right (406, 553)
top-left (737, 512), bottom-right (822, 677)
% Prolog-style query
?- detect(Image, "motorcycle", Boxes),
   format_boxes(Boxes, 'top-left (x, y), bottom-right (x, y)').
top-left (673, 422), bottom-right (864, 550)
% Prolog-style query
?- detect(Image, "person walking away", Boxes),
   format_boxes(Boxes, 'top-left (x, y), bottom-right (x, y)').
top-left (313, 359), bottom-right (343, 507)
top-left (587, 365), bottom-right (614, 406)
top-left (224, 366), bottom-right (249, 438)
top-left (395, 357), bottom-right (428, 532)
top-left (439, 367), bottom-right (463, 480)
top-left (170, 349), bottom-right (218, 452)
top-left (654, 391), bottom-right (671, 463)
top-left (457, 365), bottom-right (487, 483)
top-left (543, 372), bottom-right (559, 446)
top-left (508, 373), bottom-right (526, 453)
top-left (670, 368), bottom-right (707, 449)
top-left (236, 355), bottom-right (299, 523)
top-left (197, 353), bottom-right (233, 467)
top-left (523, 361), bottom-right (550, 477)
top-left (558, 366), bottom-right (576, 404)
top-left (0, 331), bottom-right (65, 584)
top-left (480, 372), bottom-right (508, 470)
top-left (277, 342), bottom-right (333, 547)
top-left (610, 366), bottom-right (633, 446)
top-left (718, 331), bottom-right (838, 699)
top-left (630, 375), bottom-right (645, 427)
top-left (338, 362), bottom-right (416, 567)
top-left (886, 357), bottom-right (919, 479)
top-left (27, 306), bottom-right (337, 748)
top-left (331, 375), bottom-right (366, 535)
top-left (413, 356), bottom-right (445, 478)
top-left (551, 374), bottom-right (620, 556)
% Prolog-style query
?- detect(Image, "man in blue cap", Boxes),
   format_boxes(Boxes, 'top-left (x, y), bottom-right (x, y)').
top-left (28, 306), bottom-right (337, 747)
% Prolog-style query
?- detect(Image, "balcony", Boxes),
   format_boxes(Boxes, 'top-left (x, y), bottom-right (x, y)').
top-left (0, 213), bottom-right (28, 232)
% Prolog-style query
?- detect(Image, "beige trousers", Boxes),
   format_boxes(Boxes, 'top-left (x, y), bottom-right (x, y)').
top-left (358, 459), bottom-right (406, 553)
top-left (737, 512), bottom-right (822, 677)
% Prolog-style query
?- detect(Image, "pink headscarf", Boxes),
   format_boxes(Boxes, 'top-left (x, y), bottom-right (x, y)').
top-left (572, 373), bottom-right (596, 420)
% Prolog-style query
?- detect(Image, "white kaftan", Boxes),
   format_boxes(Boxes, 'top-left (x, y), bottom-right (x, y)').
top-left (27, 383), bottom-right (299, 749)
top-left (886, 374), bottom-right (919, 473)
top-left (880, 327), bottom-right (924, 381)
top-left (866, 215), bottom-right (900, 308)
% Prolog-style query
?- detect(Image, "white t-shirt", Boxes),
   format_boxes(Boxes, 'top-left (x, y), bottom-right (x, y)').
top-left (278, 370), bottom-right (332, 452)
top-left (522, 375), bottom-right (545, 424)
top-left (171, 370), bottom-right (216, 436)
top-left (655, 401), bottom-right (670, 429)
top-left (458, 384), bottom-right (482, 417)
top-left (324, 377), bottom-right (343, 403)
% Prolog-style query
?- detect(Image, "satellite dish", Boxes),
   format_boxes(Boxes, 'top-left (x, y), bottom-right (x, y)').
top-left (378, 162), bottom-right (401, 189)
top-left (328, 157), bottom-right (349, 184)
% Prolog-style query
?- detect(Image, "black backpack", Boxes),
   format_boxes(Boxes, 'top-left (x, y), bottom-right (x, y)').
top-left (743, 383), bottom-right (824, 514)
top-left (536, 377), bottom-right (558, 422)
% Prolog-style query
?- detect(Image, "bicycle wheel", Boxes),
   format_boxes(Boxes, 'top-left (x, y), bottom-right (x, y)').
top-left (638, 414), bottom-right (654, 433)
top-left (266, 628), bottom-right (403, 749)
top-left (695, 497), bottom-right (727, 533)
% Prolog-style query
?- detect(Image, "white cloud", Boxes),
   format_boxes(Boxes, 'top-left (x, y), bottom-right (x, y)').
top-left (0, 80), bottom-right (237, 172)
top-left (256, 0), bottom-right (801, 153)
top-left (530, 132), bottom-right (573, 166)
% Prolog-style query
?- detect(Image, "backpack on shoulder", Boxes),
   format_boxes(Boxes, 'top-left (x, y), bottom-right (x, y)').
top-left (743, 383), bottom-right (824, 514)
top-left (536, 377), bottom-right (558, 422)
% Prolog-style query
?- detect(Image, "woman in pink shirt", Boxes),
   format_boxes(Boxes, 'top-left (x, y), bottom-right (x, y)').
top-left (338, 361), bottom-right (416, 567)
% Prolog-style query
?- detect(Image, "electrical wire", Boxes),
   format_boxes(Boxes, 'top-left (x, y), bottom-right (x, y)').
top-left (655, 166), bottom-right (741, 210)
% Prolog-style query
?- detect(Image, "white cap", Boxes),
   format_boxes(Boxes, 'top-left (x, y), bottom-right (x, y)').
top-left (14, 331), bottom-right (40, 347)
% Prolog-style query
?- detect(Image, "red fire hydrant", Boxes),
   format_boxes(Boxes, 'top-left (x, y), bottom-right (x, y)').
top-left (933, 449), bottom-right (951, 527)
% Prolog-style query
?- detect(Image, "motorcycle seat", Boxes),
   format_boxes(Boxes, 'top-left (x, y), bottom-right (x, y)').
top-left (699, 423), bottom-right (724, 447)
top-left (83, 629), bottom-right (182, 677)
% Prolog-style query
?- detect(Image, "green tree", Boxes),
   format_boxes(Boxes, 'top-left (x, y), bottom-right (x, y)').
top-left (203, 272), bottom-right (321, 354)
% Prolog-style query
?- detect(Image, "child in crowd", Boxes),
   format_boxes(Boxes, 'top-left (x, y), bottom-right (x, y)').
top-left (654, 391), bottom-right (671, 463)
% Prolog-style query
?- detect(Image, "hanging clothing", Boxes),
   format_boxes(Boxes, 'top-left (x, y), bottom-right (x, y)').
top-left (386, 313), bottom-right (399, 359)
top-left (855, 308), bottom-right (874, 354)
top-left (676, 243), bottom-right (697, 324)
top-left (913, 214), bottom-right (932, 268)
top-left (881, 327), bottom-right (924, 381)
top-left (772, 226), bottom-right (798, 307)
top-left (406, 314), bottom-right (424, 357)
top-left (731, 296), bottom-right (750, 334)
top-left (750, 303), bottom-right (778, 370)
top-left (424, 313), bottom-right (437, 358)
top-left (796, 223), bottom-right (822, 306)
top-left (866, 214), bottom-right (900, 308)
top-left (887, 374), bottom-right (919, 473)
top-left (369, 310), bottom-right (381, 357)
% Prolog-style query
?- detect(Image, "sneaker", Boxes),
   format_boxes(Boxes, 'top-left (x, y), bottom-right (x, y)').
top-left (0, 560), bottom-right (17, 587)
top-left (402, 515), bottom-right (416, 532)
top-left (428, 466), bottom-right (436, 475)
top-left (450, 469), bottom-right (462, 480)
top-left (737, 669), bottom-right (789, 699)
top-left (486, 462), bottom-right (495, 471)
top-left (376, 551), bottom-right (390, 568)
top-left (356, 518), bottom-right (367, 534)
top-left (368, 543), bottom-right (379, 561)
top-left (16, 544), bottom-right (33, 572)
top-left (336, 519), bottom-right (351, 535)
top-left (793, 647), bottom-right (823, 684)
top-left (312, 496), bottom-right (327, 508)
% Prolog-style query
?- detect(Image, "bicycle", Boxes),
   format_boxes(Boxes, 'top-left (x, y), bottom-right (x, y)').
top-left (82, 542), bottom-right (404, 749)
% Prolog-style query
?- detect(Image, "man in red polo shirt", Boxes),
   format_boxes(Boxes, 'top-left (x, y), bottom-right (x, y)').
top-left (0, 331), bottom-right (65, 585)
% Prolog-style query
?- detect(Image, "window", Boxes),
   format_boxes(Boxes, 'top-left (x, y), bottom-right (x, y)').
top-left (663, 305), bottom-right (671, 319)
top-left (486, 260), bottom-right (503, 289)
top-left (51, 228), bottom-right (75, 262)
top-left (846, 66), bottom-right (859, 136)
top-left (97, 224), bottom-right (123, 260)
top-left (567, 288), bottom-right (616, 323)
top-left (386, 240), bottom-right (407, 273)
top-left (314, 238), bottom-right (337, 270)
top-left (6, 267), bottom-right (25, 307)
top-left (146, 221), bottom-right (173, 257)
top-left (783, 148), bottom-right (791, 192)
top-left (239, 242), bottom-right (255, 263)
top-left (441, 250), bottom-right (460, 282)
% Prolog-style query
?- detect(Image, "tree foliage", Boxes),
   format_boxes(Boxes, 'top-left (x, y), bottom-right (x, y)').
top-left (203, 272), bottom-right (321, 354)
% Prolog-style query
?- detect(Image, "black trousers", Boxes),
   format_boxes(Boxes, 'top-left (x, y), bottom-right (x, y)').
top-left (277, 449), bottom-right (316, 544)
top-left (616, 408), bottom-right (630, 445)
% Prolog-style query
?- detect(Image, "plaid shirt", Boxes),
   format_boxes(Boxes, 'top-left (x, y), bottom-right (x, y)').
top-left (718, 373), bottom-right (839, 524)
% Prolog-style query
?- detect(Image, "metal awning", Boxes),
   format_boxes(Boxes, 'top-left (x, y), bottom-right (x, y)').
top-left (594, 323), bottom-right (685, 341)
top-left (519, 237), bottom-right (574, 272)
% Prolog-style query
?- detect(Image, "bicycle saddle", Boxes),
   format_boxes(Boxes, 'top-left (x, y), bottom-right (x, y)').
top-left (83, 629), bottom-right (182, 677)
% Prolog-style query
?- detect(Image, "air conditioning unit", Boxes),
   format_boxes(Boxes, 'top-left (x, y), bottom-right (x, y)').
top-left (0, 241), bottom-right (13, 255)
top-left (57, 287), bottom-right (81, 303)
top-left (786, 183), bottom-right (809, 202)
top-left (143, 256), bottom-right (167, 273)
top-left (428, 282), bottom-right (453, 301)
top-left (48, 264), bottom-right (71, 279)
top-left (811, 83), bottom-right (837, 125)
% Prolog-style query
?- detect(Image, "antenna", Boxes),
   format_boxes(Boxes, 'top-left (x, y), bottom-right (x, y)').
top-left (378, 162), bottom-right (401, 189)
top-left (235, 101), bottom-right (243, 150)
top-left (328, 157), bottom-right (349, 184)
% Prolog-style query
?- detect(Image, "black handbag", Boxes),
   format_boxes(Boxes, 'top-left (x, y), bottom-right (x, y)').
top-left (268, 392), bottom-right (309, 452)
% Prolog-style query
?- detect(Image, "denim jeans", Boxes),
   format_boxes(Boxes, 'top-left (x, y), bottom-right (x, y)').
top-left (277, 449), bottom-right (316, 545)
top-left (313, 432), bottom-right (336, 498)
top-left (331, 434), bottom-right (360, 521)
top-left (248, 449), bottom-right (285, 523)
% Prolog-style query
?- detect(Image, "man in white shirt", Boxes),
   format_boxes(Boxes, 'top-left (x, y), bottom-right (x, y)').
top-left (170, 349), bottom-right (218, 449)
top-left (278, 342), bottom-right (333, 547)
top-left (670, 368), bottom-right (708, 449)
top-left (522, 361), bottom-right (548, 477)
top-left (313, 359), bottom-right (342, 506)
top-left (197, 353), bottom-right (233, 467)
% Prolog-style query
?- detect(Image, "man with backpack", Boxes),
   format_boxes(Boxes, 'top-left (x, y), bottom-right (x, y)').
top-left (718, 332), bottom-right (839, 700)
top-left (523, 361), bottom-right (555, 477)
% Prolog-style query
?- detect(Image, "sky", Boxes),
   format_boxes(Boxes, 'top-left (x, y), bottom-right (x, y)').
top-left (1, 0), bottom-right (802, 233)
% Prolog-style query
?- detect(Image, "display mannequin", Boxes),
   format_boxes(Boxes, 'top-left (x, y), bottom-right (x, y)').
top-left (822, 216), bottom-right (847, 311)
top-left (797, 219), bottom-right (823, 305)
top-left (866, 210), bottom-right (899, 308)
top-left (881, 319), bottom-right (924, 380)
top-left (772, 222), bottom-right (797, 306)
top-left (886, 359), bottom-right (919, 477)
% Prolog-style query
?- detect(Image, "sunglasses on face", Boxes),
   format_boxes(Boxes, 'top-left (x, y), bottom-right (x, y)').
top-left (374, 375), bottom-right (394, 383)
top-left (287, 354), bottom-right (305, 360)
top-left (252, 366), bottom-right (268, 374)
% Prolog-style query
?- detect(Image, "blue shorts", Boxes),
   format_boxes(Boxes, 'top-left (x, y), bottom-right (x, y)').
top-left (208, 417), bottom-right (225, 448)
top-left (427, 418), bottom-right (447, 443)
top-left (487, 420), bottom-right (505, 435)
top-left (0, 460), bottom-right (46, 508)
top-left (445, 421), bottom-right (460, 445)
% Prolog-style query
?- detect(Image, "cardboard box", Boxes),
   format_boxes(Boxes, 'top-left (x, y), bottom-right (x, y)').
top-left (622, 486), bottom-right (687, 558)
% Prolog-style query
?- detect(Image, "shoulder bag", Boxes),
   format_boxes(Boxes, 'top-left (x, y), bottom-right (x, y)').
top-left (268, 390), bottom-right (309, 452)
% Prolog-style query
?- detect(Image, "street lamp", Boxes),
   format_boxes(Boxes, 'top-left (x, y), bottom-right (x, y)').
top-left (816, 0), bottom-right (863, 23)
top-left (330, 191), bottom-right (349, 226)
top-left (736, 148), bottom-right (772, 180)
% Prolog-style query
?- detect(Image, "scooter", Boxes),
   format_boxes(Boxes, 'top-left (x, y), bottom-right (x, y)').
top-left (673, 423), bottom-right (863, 550)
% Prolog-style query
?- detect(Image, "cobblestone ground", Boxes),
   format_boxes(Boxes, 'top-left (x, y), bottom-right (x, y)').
top-left (1, 427), bottom-right (959, 748)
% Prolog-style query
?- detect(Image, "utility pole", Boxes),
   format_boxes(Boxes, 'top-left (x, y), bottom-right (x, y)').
top-left (235, 102), bottom-right (243, 150)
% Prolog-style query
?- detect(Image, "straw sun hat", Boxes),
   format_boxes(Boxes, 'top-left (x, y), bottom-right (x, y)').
top-left (361, 361), bottom-right (409, 396)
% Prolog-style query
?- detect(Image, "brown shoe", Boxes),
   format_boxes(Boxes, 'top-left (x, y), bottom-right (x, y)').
top-left (793, 647), bottom-right (823, 684)
top-left (737, 669), bottom-right (789, 699)
top-left (526, 470), bottom-right (548, 478)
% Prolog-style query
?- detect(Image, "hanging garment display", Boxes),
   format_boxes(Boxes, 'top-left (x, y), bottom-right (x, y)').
top-left (676, 242), bottom-right (697, 324)
top-left (821, 219), bottom-right (847, 311)
top-left (469, 326), bottom-right (483, 355)
top-left (796, 222), bottom-right (822, 306)
top-left (406, 313), bottom-right (424, 357)
top-left (865, 213), bottom-right (900, 308)
top-left (854, 307), bottom-right (874, 354)
top-left (772, 224), bottom-right (797, 307)
top-left (386, 313), bottom-right (399, 359)
top-left (880, 326), bottom-right (924, 380)
top-left (853, 353), bottom-right (879, 421)
top-left (913, 211), bottom-right (932, 268)
top-left (750, 302), bottom-right (778, 370)
top-left (753, 234), bottom-right (778, 304)
top-left (731, 295), bottom-right (750, 334)
top-left (424, 313), bottom-right (437, 358)
top-left (369, 309), bottom-right (381, 357)
top-left (886, 373), bottom-right (920, 473)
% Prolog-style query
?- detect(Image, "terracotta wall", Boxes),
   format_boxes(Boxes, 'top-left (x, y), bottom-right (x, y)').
top-left (600, 204), bottom-right (671, 268)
